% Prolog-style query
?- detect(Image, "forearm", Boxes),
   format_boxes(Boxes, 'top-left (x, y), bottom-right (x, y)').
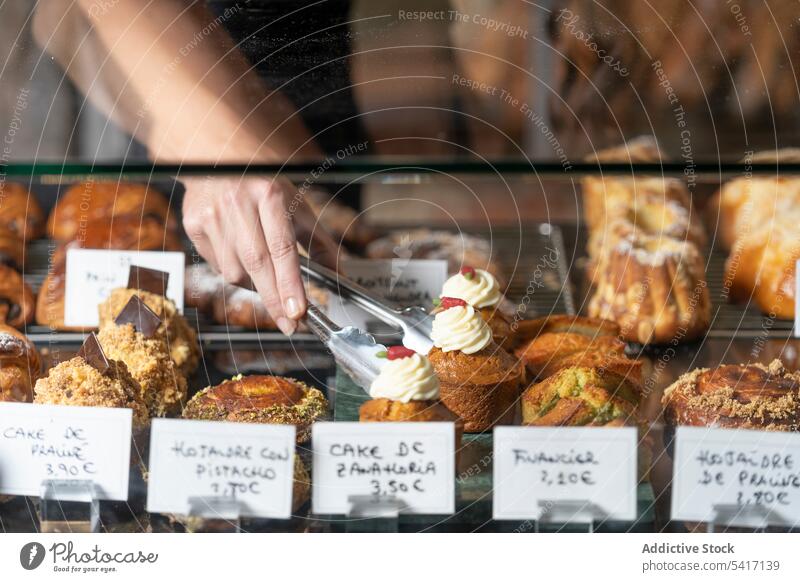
top-left (77, 0), bottom-right (320, 161)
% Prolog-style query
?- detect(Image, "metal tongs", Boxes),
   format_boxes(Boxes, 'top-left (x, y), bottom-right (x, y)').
top-left (300, 259), bottom-right (434, 355)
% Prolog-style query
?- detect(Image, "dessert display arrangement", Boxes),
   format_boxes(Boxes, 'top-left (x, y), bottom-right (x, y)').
top-left (0, 162), bottom-right (800, 535)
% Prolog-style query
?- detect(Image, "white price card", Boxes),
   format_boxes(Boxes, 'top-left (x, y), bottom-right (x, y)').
top-left (312, 422), bottom-right (455, 515)
top-left (0, 402), bottom-right (132, 500)
top-left (671, 426), bottom-right (800, 526)
top-left (493, 426), bottom-right (638, 521)
top-left (326, 259), bottom-right (447, 330)
top-left (64, 248), bottom-right (185, 327)
top-left (146, 419), bottom-right (296, 519)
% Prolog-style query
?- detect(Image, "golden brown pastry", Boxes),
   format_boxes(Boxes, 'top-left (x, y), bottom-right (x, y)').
top-left (521, 366), bottom-right (640, 426)
top-left (34, 336), bottom-right (149, 429)
top-left (588, 234), bottom-right (711, 344)
top-left (724, 217), bottom-right (800, 320)
top-left (515, 331), bottom-right (627, 378)
top-left (98, 288), bottom-right (199, 376)
top-left (359, 346), bottom-right (464, 447)
top-left (183, 375), bottom-right (328, 444)
top-left (184, 263), bottom-right (223, 314)
top-left (47, 181), bottom-right (177, 243)
top-left (0, 230), bottom-right (26, 269)
top-left (97, 320), bottom-right (187, 418)
top-left (0, 264), bottom-right (35, 328)
top-left (662, 359), bottom-right (800, 431)
top-left (427, 298), bottom-right (523, 432)
top-left (0, 324), bottom-right (40, 403)
top-left (0, 182), bottom-right (45, 240)
top-left (212, 284), bottom-right (277, 330)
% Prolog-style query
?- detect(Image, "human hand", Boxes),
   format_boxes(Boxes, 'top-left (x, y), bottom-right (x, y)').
top-left (182, 176), bottom-right (340, 335)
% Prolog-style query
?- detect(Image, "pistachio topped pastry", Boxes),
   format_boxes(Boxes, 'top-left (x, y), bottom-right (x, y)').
top-left (183, 375), bottom-right (328, 444)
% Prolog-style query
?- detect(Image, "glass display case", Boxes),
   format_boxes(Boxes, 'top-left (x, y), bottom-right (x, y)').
top-left (2, 0), bottom-right (800, 536)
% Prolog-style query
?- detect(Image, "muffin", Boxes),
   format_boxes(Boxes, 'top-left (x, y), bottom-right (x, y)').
top-left (183, 375), bottom-right (328, 444)
top-left (33, 334), bottom-right (148, 429)
top-left (521, 366), bottom-right (640, 426)
top-left (359, 346), bottom-right (464, 446)
top-left (98, 287), bottom-right (199, 376)
top-left (427, 297), bottom-right (524, 432)
top-left (662, 359), bottom-right (800, 431)
top-left (97, 296), bottom-right (187, 417)
top-left (0, 324), bottom-right (40, 403)
top-left (438, 265), bottom-right (512, 347)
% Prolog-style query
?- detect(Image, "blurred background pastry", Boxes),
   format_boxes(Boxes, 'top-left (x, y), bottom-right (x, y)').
top-left (0, 182), bottom-right (44, 241)
top-left (47, 181), bottom-right (178, 244)
top-left (183, 374), bottom-right (328, 444)
top-left (0, 324), bottom-right (40, 403)
top-left (0, 264), bottom-right (34, 328)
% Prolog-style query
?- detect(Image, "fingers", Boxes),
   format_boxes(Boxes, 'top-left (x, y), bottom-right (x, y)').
top-left (258, 180), bottom-right (307, 330)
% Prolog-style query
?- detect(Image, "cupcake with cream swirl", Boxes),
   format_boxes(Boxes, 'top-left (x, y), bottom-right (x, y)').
top-left (427, 298), bottom-right (524, 432)
top-left (439, 266), bottom-right (512, 347)
top-left (359, 346), bottom-right (464, 446)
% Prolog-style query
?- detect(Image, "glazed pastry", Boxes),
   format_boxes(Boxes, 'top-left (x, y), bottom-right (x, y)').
top-left (439, 265), bottom-right (511, 347)
top-left (33, 334), bottom-right (149, 429)
top-left (366, 229), bottom-right (506, 286)
top-left (97, 297), bottom-right (187, 417)
top-left (662, 359), bottom-right (800, 431)
top-left (0, 182), bottom-right (45, 240)
top-left (521, 366), bottom-right (640, 426)
top-left (47, 181), bottom-right (177, 243)
top-left (360, 346), bottom-right (464, 445)
top-left (427, 297), bottom-right (523, 432)
top-left (0, 324), bottom-right (40, 403)
top-left (183, 375), bottom-right (328, 444)
top-left (724, 215), bottom-right (800, 320)
top-left (588, 234), bottom-right (711, 344)
top-left (98, 288), bottom-right (199, 376)
top-left (0, 264), bottom-right (34, 328)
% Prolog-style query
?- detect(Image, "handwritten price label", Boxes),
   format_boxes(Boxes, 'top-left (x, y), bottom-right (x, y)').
top-left (64, 249), bottom-right (185, 327)
top-left (672, 426), bottom-right (800, 526)
top-left (493, 426), bottom-right (637, 521)
top-left (0, 402), bottom-right (132, 500)
top-left (312, 422), bottom-right (455, 515)
top-left (146, 419), bottom-right (297, 519)
top-left (326, 259), bottom-right (447, 331)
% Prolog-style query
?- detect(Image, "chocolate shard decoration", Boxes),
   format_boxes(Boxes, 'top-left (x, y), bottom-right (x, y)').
top-left (77, 333), bottom-right (111, 375)
top-left (127, 265), bottom-right (169, 296)
top-left (114, 295), bottom-right (162, 338)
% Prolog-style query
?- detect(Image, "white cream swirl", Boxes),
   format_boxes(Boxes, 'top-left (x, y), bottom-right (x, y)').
top-left (440, 268), bottom-right (501, 308)
top-left (431, 304), bottom-right (492, 354)
top-left (369, 353), bottom-right (440, 402)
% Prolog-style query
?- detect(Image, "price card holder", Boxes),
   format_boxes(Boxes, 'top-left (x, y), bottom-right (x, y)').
top-left (344, 495), bottom-right (404, 533)
top-left (705, 504), bottom-right (779, 533)
top-left (534, 500), bottom-right (606, 533)
top-left (184, 497), bottom-right (242, 533)
top-left (39, 480), bottom-right (100, 533)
